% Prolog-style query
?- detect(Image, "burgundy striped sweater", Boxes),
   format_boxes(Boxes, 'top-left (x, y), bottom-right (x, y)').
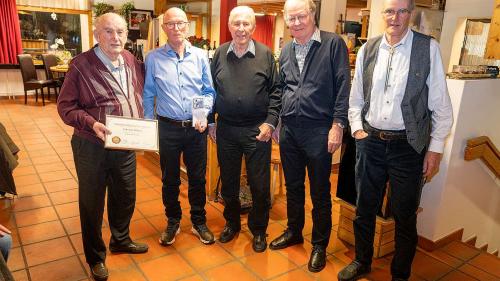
top-left (57, 46), bottom-right (145, 145)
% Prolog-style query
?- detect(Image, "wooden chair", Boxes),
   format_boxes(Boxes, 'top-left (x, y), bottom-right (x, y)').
top-left (17, 54), bottom-right (54, 106)
top-left (41, 54), bottom-right (63, 100)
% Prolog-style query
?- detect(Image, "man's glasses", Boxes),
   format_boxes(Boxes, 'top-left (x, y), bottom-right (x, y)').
top-left (382, 8), bottom-right (411, 17)
top-left (163, 21), bottom-right (188, 29)
top-left (286, 13), bottom-right (309, 24)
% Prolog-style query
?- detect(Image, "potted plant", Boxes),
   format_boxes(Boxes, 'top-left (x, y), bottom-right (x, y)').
top-left (120, 2), bottom-right (135, 27)
top-left (93, 2), bottom-right (114, 17)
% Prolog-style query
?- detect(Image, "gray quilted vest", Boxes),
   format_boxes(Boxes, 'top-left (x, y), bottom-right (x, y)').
top-left (361, 31), bottom-right (431, 153)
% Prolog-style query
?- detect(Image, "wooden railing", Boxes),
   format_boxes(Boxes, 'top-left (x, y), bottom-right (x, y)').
top-left (464, 136), bottom-right (500, 178)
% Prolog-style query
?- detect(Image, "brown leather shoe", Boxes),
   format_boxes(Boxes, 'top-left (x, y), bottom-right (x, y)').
top-left (90, 262), bottom-right (108, 281)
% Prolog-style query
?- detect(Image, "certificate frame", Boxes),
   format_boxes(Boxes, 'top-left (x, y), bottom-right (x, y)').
top-left (104, 115), bottom-right (159, 152)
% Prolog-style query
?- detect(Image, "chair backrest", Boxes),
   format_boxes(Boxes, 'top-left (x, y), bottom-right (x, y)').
top-left (41, 54), bottom-right (58, 80)
top-left (17, 54), bottom-right (38, 82)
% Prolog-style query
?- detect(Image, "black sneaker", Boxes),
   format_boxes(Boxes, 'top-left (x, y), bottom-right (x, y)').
top-left (191, 224), bottom-right (215, 244)
top-left (159, 222), bottom-right (180, 246)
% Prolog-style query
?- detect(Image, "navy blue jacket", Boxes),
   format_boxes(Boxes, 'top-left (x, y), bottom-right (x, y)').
top-left (279, 30), bottom-right (350, 128)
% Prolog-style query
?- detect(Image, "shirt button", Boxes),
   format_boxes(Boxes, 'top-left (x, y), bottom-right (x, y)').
top-left (180, 72), bottom-right (182, 75)
top-left (384, 117), bottom-right (387, 120)
top-left (386, 101), bottom-right (389, 104)
top-left (181, 85), bottom-right (184, 88)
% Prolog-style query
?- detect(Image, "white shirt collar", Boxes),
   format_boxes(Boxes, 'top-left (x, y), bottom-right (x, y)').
top-left (381, 28), bottom-right (413, 49)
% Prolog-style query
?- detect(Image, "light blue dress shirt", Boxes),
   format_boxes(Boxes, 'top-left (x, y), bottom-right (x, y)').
top-left (143, 41), bottom-right (216, 120)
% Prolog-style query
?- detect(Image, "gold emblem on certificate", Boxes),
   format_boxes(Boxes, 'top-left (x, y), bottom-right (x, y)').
top-left (104, 115), bottom-right (159, 151)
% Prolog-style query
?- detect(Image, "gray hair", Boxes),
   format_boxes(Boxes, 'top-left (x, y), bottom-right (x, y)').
top-left (384, 0), bottom-right (416, 11)
top-left (94, 12), bottom-right (128, 31)
top-left (229, 6), bottom-right (256, 27)
top-left (283, 0), bottom-right (317, 19)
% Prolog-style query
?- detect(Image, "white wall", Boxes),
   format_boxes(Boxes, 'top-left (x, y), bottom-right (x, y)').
top-left (346, 7), bottom-right (362, 22)
top-left (274, 15), bottom-right (285, 52)
top-left (440, 0), bottom-right (495, 72)
top-left (319, 0), bottom-right (347, 33)
top-left (418, 79), bottom-right (500, 254)
top-left (211, 0), bottom-right (221, 47)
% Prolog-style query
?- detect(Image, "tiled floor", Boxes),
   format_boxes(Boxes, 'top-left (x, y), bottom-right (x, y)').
top-left (1, 97), bottom-right (500, 281)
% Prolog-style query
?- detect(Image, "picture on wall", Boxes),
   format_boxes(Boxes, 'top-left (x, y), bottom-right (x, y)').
top-left (129, 9), bottom-right (153, 30)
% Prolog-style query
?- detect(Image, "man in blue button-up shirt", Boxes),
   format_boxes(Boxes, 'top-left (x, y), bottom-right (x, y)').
top-left (143, 7), bottom-right (216, 247)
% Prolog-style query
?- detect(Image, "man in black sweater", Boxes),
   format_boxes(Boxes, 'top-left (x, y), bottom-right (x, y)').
top-left (208, 5), bottom-right (280, 253)
top-left (268, 0), bottom-right (350, 273)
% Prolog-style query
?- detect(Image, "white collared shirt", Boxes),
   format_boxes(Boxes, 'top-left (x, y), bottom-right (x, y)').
top-left (348, 29), bottom-right (453, 153)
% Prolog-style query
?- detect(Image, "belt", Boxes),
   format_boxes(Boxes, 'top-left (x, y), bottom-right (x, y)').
top-left (366, 126), bottom-right (407, 141)
top-left (158, 115), bottom-right (192, 127)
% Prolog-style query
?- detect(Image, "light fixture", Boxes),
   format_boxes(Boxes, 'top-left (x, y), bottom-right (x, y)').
top-left (51, 12), bottom-right (57, 20)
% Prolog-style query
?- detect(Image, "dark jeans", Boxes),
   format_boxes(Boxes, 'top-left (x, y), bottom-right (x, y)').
top-left (158, 120), bottom-right (207, 225)
top-left (354, 135), bottom-right (425, 279)
top-left (279, 124), bottom-right (333, 247)
top-left (217, 122), bottom-right (271, 235)
top-left (71, 135), bottom-right (136, 266)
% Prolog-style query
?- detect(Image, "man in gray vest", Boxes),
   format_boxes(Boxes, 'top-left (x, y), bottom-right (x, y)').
top-left (338, 0), bottom-right (453, 280)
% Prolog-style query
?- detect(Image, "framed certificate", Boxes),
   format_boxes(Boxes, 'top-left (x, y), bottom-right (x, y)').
top-left (104, 115), bottom-right (159, 152)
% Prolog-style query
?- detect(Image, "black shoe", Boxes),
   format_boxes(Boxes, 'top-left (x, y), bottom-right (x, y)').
top-left (90, 262), bottom-right (108, 281)
top-left (219, 226), bottom-right (239, 243)
top-left (192, 223), bottom-right (215, 244)
top-left (159, 222), bottom-right (180, 246)
top-left (308, 245), bottom-right (326, 272)
top-left (109, 241), bottom-right (149, 254)
top-left (338, 261), bottom-right (371, 281)
top-left (252, 234), bottom-right (267, 253)
top-left (269, 229), bottom-right (304, 250)
top-left (392, 278), bottom-right (408, 281)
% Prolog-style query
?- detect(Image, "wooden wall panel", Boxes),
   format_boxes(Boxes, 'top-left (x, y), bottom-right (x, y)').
top-left (485, 0), bottom-right (500, 59)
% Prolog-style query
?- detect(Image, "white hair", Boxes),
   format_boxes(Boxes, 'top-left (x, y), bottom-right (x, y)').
top-left (283, 0), bottom-right (317, 19)
top-left (229, 6), bottom-right (256, 26)
top-left (94, 12), bottom-right (128, 31)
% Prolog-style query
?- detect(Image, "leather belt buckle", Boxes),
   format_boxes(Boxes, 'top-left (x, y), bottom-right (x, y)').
top-left (379, 131), bottom-right (391, 140)
top-left (181, 120), bottom-right (191, 128)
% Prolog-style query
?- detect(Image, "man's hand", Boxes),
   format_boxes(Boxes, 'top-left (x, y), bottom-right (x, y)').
top-left (328, 124), bottom-right (344, 153)
top-left (0, 224), bottom-right (11, 237)
top-left (353, 129), bottom-right (368, 140)
top-left (256, 123), bottom-right (273, 142)
top-left (423, 151), bottom-right (442, 179)
top-left (194, 120), bottom-right (207, 133)
top-left (92, 122), bottom-right (111, 142)
top-left (208, 124), bottom-right (216, 143)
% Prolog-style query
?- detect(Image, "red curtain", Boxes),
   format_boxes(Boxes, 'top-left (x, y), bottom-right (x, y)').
top-left (0, 0), bottom-right (23, 64)
top-left (253, 15), bottom-right (275, 50)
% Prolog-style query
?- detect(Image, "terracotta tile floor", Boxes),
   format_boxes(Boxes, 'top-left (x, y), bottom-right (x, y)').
top-left (1, 97), bottom-right (500, 281)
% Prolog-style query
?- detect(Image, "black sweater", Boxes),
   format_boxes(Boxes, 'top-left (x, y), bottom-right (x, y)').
top-left (279, 30), bottom-right (350, 128)
top-left (209, 40), bottom-right (281, 127)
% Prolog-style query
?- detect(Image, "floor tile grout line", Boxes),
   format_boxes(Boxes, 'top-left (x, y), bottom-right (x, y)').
top-left (10, 106), bottom-right (89, 280)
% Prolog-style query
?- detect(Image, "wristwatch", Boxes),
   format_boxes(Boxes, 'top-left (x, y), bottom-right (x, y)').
top-left (333, 122), bottom-right (345, 129)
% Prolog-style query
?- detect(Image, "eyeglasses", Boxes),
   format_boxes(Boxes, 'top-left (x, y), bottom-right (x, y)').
top-left (286, 13), bottom-right (309, 24)
top-left (382, 8), bottom-right (411, 17)
top-left (163, 21), bottom-right (189, 29)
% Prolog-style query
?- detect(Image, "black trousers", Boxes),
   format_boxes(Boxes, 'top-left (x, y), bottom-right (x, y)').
top-left (217, 122), bottom-right (271, 235)
top-left (279, 124), bottom-right (333, 247)
top-left (354, 135), bottom-right (425, 279)
top-left (71, 135), bottom-right (136, 266)
top-left (158, 120), bottom-right (207, 225)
